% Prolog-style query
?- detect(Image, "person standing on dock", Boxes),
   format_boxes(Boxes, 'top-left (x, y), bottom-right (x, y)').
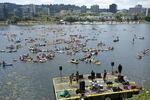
top-left (69, 74), bottom-right (72, 85)
top-left (111, 62), bottom-right (114, 75)
top-left (91, 70), bottom-right (95, 81)
top-left (76, 71), bottom-right (79, 83)
top-left (118, 64), bottom-right (122, 75)
top-left (70, 73), bottom-right (74, 85)
top-left (103, 70), bottom-right (107, 82)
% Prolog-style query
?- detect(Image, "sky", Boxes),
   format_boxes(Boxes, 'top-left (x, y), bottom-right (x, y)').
top-left (0, 0), bottom-right (150, 9)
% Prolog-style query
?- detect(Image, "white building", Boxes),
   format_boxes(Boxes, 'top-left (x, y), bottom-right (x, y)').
top-left (146, 8), bottom-right (150, 16)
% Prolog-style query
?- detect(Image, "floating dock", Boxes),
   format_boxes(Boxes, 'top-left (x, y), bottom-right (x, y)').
top-left (53, 73), bottom-right (140, 100)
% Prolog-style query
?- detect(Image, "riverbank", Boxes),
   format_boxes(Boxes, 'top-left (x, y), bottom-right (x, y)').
top-left (0, 20), bottom-right (148, 26)
top-left (17, 21), bottom-right (56, 26)
top-left (0, 21), bottom-right (8, 26)
top-left (0, 21), bottom-right (57, 26)
top-left (72, 21), bottom-right (143, 25)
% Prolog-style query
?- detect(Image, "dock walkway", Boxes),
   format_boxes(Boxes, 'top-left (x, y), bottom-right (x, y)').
top-left (53, 73), bottom-right (140, 100)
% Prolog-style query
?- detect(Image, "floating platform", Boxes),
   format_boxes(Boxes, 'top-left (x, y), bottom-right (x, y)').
top-left (53, 73), bottom-right (140, 100)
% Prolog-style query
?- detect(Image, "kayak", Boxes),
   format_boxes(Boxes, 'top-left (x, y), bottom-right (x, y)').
top-left (3, 64), bottom-right (13, 66)
top-left (95, 60), bottom-right (101, 65)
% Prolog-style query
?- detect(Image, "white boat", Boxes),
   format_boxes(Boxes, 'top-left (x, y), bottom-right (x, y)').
top-left (70, 59), bottom-right (79, 64)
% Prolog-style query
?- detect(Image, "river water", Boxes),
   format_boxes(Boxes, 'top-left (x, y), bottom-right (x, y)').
top-left (0, 24), bottom-right (150, 100)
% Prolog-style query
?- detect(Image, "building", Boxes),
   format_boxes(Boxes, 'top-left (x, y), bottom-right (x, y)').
top-left (13, 8), bottom-right (22, 18)
top-left (129, 4), bottom-right (143, 15)
top-left (0, 4), bottom-right (5, 20)
top-left (59, 10), bottom-right (72, 16)
top-left (135, 4), bottom-right (142, 9)
top-left (29, 4), bottom-right (36, 16)
top-left (21, 5), bottom-right (33, 18)
top-left (91, 5), bottom-right (99, 14)
top-left (99, 9), bottom-right (109, 13)
top-left (119, 9), bottom-right (128, 13)
top-left (109, 4), bottom-right (117, 13)
top-left (72, 9), bottom-right (81, 14)
top-left (146, 8), bottom-right (150, 16)
top-left (3, 3), bottom-right (18, 19)
top-left (42, 7), bottom-right (50, 15)
top-left (81, 5), bottom-right (87, 13)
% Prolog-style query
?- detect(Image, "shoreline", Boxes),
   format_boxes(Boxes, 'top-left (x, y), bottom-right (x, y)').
top-left (0, 21), bottom-right (149, 26)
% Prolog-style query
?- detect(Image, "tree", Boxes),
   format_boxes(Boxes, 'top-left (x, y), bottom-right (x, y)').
top-left (127, 89), bottom-right (150, 100)
top-left (145, 16), bottom-right (150, 22)
top-left (54, 17), bottom-right (61, 22)
top-left (133, 15), bottom-right (138, 21)
top-left (10, 15), bottom-right (21, 24)
top-left (115, 13), bottom-right (123, 22)
top-left (101, 18), bottom-right (105, 22)
top-left (64, 16), bottom-right (78, 22)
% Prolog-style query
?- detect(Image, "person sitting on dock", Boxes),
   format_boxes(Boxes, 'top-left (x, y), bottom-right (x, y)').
top-left (103, 70), bottom-right (107, 82)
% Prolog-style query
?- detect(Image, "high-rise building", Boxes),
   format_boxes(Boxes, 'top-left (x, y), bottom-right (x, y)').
top-left (146, 8), bottom-right (150, 16)
top-left (3, 3), bottom-right (18, 19)
top-left (13, 8), bottom-right (22, 18)
top-left (99, 9), bottom-right (108, 12)
top-left (135, 4), bottom-right (142, 9)
top-left (81, 5), bottom-right (87, 13)
top-left (109, 4), bottom-right (117, 13)
top-left (0, 4), bottom-right (5, 20)
top-left (29, 4), bottom-right (36, 16)
top-left (21, 5), bottom-right (33, 18)
top-left (91, 5), bottom-right (99, 14)
top-left (129, 4), bottom-right (143, 15)
top-left (41, 7), bottom-right (50, 15)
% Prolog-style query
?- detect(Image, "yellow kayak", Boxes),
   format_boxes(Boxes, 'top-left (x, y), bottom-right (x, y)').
top-left (95, 60), bottom-right (101, 65)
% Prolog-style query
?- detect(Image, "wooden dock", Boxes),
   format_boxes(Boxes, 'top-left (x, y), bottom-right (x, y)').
top-left (53, 73), bottom-right (140, 100)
